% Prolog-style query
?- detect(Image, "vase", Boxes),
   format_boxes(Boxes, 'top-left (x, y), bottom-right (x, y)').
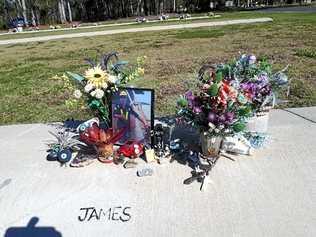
top-left (200, 132), bottom-right (222, 157)
top-left (98, 143), bottom-right (114, 163)
top-left (245, 112), bottom-right (270, 134)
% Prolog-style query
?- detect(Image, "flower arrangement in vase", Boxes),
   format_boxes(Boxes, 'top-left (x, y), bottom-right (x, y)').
top-left (177, 54), bottom-right (289, 155)
top-left (63, 52), bottom-right (146, 125)
top-left (229, 54), bottom-right (289, 143)
top-left (177, 64), bottom-right (252, 156)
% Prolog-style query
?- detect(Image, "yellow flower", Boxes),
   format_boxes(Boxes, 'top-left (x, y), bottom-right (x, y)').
top-left (84, 65), bottom-right (109, 89)
top-left (137, 67), bottom-right (145, 76)
top-left (51, 75), bottom-right (60, 80)
top-left (61, 74), bottom-right (69, 81)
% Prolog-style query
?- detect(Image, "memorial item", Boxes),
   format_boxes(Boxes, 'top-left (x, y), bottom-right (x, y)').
top-left (137, 168), bottom-right (154, 177)
top-left (221, 135), bottom-right (252, 155)
top-left (227, 54), bottom-right (289, 148)
top-left (145, 148), bottom-right (156, 163)
top-left (152, 124), bottom-right (167, 158)
top-left (183, 155), bottom-right (219, 191)
top-left (46, 129), bottom-right (86, 165)
top-left (123, 160), bottom-right (138, 169)
top-left (111, 88), bottom-right (154, 146)
top-left (47, 52), bottom-right (151, 169)
top-left (62, 52), bottom-right (146, 125)
top-left (115, 140), bottom-right (144, 159)
top-left (78, 118), bottom-right (126, 163)
top-left (177, 64), bottom-right (251, 156)
top-left (169, 139), bottom-right (182, 152)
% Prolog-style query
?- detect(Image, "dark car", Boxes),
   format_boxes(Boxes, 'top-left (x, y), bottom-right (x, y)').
top-left (8, 17), bottom-right (25, 29)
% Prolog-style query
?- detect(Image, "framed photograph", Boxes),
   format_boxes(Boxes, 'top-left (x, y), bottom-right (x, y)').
top-left (111, 87), bottom-right (155, 146)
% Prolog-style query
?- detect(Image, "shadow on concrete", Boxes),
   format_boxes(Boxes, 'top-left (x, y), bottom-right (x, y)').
top-left (4, 217), bottom-right (62, 237)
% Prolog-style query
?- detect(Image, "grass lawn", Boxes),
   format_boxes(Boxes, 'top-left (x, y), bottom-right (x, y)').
top-left (0, 12), bottom-right (315, 125)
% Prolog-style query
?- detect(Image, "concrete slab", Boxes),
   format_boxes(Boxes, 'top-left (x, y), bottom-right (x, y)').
top-left (0, 108), bottom-right (315, 237)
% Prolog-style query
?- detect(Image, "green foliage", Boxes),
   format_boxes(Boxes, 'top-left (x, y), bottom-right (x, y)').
top-left (232, 122), bottom-right (246, 133)
top-left (214, 71), bottom-right (223, 83)
top-left (238, 106), bottom-right (252, 117)
top-left (177, 96), bottom-right (188, 107)
top-left (208, 84), bottom-right (220, 96)
top-left (66, 72), bottom-right (85, 83)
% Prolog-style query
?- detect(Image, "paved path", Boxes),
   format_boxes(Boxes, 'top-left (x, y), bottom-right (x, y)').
top-left (0, 107), bottom-right (315, 237)
top-left (0, 16), bottom-right (211, 37)
top-left (0, 18), bottom-right (272, 46)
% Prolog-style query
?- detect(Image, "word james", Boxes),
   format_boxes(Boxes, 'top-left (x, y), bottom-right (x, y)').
top-left (78, 206), bottom-right (131, 222)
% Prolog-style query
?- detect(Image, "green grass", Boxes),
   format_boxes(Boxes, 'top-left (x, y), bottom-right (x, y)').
top-left (295, 48), bottom-right (316, 59)
top-left (175, 29), bottom-right (225, 39)
top-left (0, 12), bottom-right (316, 125)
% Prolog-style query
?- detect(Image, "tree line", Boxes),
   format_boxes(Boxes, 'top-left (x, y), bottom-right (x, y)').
top-left (0, 0), bottom-right (308, 28)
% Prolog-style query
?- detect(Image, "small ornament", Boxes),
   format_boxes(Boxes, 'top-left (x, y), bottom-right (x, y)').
top-left (137, 168), bottom-right (154, 177)
top-left (145, 148), bottom-right (156, 163)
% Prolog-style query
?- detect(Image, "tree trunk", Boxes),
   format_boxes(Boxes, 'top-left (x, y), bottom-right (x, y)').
top-left (130, 0), bottom-right (134, 15)
top-left (31, 9), bottom-right (36, 26)
top-left (67, 1), bottom-right (73, 22)
top-left (58, 0), bottom-right (66, 23)
top-left (137, 0), bottom-right (142, 15)
top-left (21, 0), bottom-right (28, 26)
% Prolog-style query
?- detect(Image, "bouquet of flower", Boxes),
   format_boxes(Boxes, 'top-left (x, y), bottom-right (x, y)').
top-left (177, 54), bottom-right (289, 154)
top-left (230, 54), bottom-right (289, 115)
top-left (177, 64), bottom-right (252, 138)
top-left (64, 52), bottom-right (146, 125)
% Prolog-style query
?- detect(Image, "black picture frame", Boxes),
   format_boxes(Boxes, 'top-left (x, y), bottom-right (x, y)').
top-left (111, 87), bottom-right (155, 147)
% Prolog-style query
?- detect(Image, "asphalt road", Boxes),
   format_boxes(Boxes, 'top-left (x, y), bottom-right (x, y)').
top-left (0, 18), bottom-right (273, 46)
top-left (256, 5), bottom-right (316, 13)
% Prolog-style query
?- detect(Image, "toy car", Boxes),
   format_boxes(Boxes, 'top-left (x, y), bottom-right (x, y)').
top-left (47, 145), bottom-right (74, 164)
top-left (116, 140), bottom-right (144, 159)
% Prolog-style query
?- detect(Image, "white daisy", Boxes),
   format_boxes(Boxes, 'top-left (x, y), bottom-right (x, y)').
top-left (84, 83), bottom-right (94, 93)
top-left (91, 89), bottom-right (104, 99)
top-left (108, 75), bottom-right (118, 84)
top-left (73, 90), bottom-right (82, 99)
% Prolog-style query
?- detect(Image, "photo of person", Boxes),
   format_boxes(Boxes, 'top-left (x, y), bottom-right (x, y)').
top-left (111, 88), bottom-right (154, 146)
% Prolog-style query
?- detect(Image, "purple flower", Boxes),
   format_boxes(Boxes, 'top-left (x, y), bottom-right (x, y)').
top-left (185, 91), bottom-right (194, 100)
top-left (185, 91), bottom-right (195, 107)
top-left (224, 112), bottom-right (235, 124)
top-left (218, 114), bottom-right (226, 124)
top-left (240, 82), bottom-right (258, 99)
top-left (248, 55), bottom-right (256, 65)
top-left (207, 112), bottom-right (217, 123)
top-left (193, 106), bottom-right (202, 114)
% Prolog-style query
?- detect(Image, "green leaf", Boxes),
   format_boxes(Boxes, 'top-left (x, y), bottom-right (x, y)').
top-left (208, 84), bottom-right (220, 97)
top-left (66, 72), bottom-right (85, 82)
top-left (233, 122), bottom-right (246, 132)
top-left (238, 106), bottom-right (252, 117)
top-left (215, 71), bottom-right (223, 83)
top-left (177, 97), bottom-right (188, 107)
top-left (115, 60), bottom-right (129, 66)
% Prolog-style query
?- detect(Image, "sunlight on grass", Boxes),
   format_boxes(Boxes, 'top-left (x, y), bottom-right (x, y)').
top-left (0, 12), bottom-right (315, 124)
